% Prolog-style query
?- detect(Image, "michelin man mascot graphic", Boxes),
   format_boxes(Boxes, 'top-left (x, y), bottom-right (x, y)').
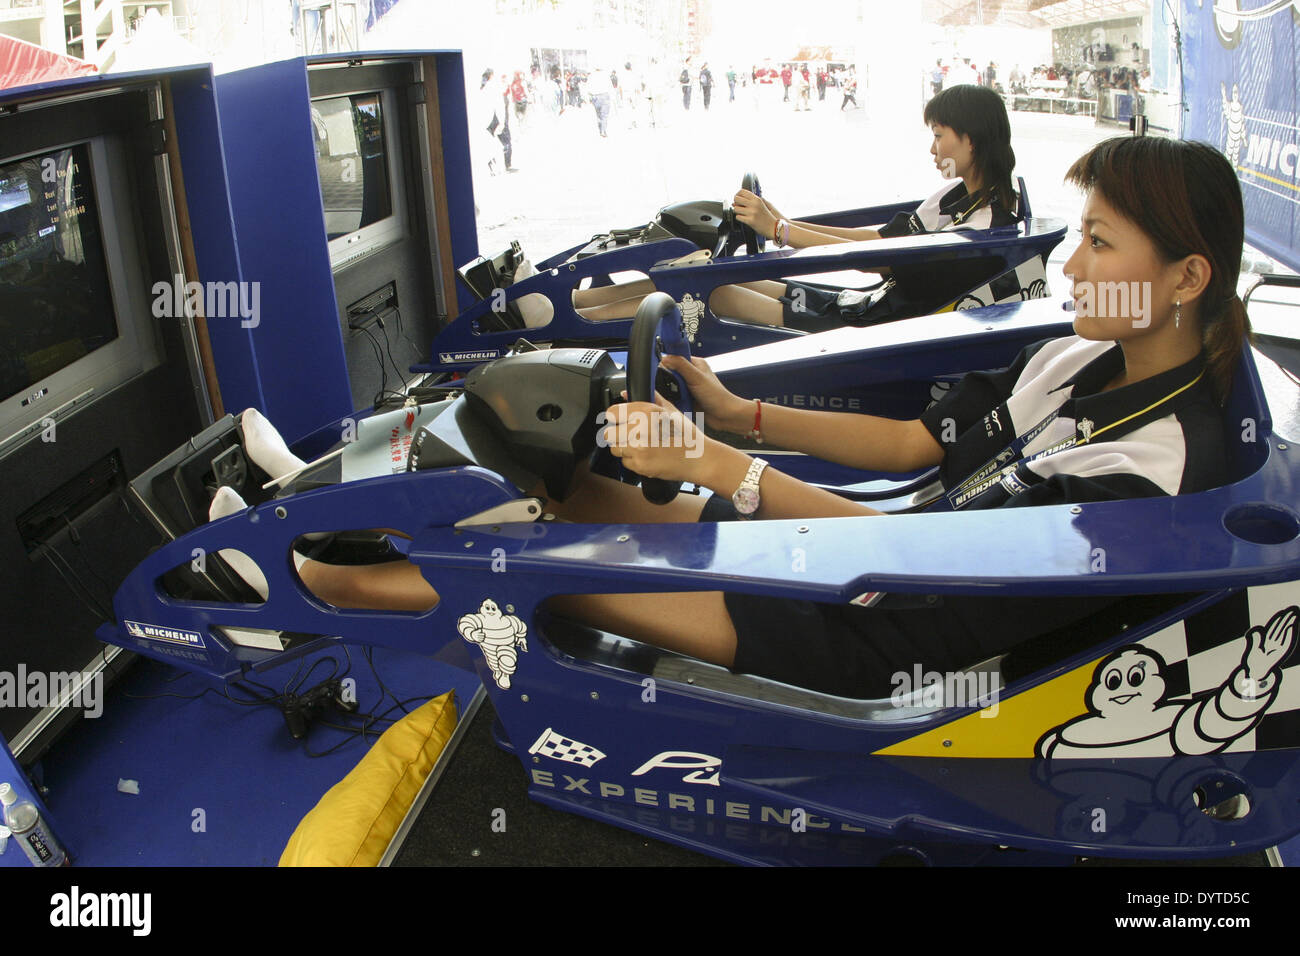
top-left (458, 599), bottom-right (529, 689)
top-left (1221, 82), bottom-right (1246, 168)
top-left (678, 293), bottom-right (705, 343)
top-left (1037, 606), bottom-right (1297, 759)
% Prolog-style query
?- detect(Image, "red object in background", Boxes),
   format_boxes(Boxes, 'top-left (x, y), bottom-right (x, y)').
top-left (0, 34), bottom-right (96, 92)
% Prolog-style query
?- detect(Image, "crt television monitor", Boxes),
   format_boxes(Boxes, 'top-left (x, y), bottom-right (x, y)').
top-left (0, 138), bottom-right (161, 455)
top-left (311, 88), bottom-right (408, 273)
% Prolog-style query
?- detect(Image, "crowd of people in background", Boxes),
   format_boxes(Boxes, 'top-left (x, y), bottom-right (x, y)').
top-left (1006, 63), bottom-right (1148, 98)
top-left (926, 55), bottom-right (1150, 116)
top-left (736, 61), bottom-right (859, 111)
top-left (475, 56), bottom-right (863, 175)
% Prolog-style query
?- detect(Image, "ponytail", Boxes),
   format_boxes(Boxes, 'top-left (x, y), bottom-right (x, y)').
top-left (1204, 293), bottom-right (1252, 403)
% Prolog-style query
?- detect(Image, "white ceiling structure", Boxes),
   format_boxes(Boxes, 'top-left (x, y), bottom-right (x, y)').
top-left (923, 0), bottom-right (1151, 27)
top-left (1029, 0), bottom-right (1150, 26)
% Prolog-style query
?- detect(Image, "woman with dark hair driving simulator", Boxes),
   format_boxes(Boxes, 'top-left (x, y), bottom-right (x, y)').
top-left (572, 84), bottom-right (1022, 330)
top-left (216, 136), bottom-right (1250, 700)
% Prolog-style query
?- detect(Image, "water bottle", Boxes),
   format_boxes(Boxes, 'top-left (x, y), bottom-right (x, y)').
top-left (0, 782), bottom-right (68, 867)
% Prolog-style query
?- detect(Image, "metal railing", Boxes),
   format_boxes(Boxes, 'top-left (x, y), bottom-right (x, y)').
top-left (1003, 92), bottom-right (1098, 118)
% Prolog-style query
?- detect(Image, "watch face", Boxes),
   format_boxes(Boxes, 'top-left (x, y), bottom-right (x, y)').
top-left (733, 487), bottom-right (760, 515)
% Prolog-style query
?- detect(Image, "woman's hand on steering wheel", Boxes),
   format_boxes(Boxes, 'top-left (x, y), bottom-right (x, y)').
top-left (661, 354), bottom-right (752, 434)
top-left (733, 188), bottom-right (775, 242)
top-left (760, 195), bottom-right (785, 223)
top-left (602, 394), bottom-right (712, 486)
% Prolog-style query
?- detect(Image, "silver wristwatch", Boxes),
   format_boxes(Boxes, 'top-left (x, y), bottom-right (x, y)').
top-left (731, 458), bottom-right (769, 519)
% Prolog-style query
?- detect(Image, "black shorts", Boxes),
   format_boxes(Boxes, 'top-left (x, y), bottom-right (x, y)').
top-left (779, 280), bottom-right (899, 333)
top-left (697, 494), bottom-right (1118, 699)
top-left (778, 281), bottom-right (847, 333)
top-left (698, 493), bottom-right (906, 698)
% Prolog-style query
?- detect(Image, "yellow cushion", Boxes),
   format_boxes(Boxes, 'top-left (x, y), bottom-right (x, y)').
top-left (279, 691), bottom-right (458, 867)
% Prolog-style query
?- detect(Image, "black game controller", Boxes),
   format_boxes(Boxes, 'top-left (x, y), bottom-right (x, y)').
top-left (279, 679), bottom-right (359, 740)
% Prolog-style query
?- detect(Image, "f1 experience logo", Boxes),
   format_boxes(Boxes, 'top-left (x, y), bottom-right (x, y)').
top-left (124, 620), bottom-right (206, 648)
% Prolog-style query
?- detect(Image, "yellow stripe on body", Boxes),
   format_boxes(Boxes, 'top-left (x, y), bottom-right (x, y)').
top-left (873, 654), bottom-right (1102, 758)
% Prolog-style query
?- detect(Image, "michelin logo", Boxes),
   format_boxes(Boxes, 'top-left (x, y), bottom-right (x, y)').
top-left (125, 620), bottom-right (206, 648)
top-left (439, 350), bottom-right (500, 364)
top-left (1219, 81), bottom-right (1298, 185)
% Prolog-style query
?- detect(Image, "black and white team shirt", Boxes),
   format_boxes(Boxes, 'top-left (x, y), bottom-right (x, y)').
top-left (919, 336), bottom-right (1229, 509)
top-left (863, 182), bottom-right (1021, 316)
top-left (878, 182), bottom-right (1020, 237)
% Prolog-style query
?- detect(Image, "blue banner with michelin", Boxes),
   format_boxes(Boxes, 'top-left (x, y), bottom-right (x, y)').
top-left (1181, 1), bottom-right (1299, 271)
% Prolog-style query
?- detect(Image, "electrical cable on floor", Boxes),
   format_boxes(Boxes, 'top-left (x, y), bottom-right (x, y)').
top-left (364, 645), bottom-right (411, 717)
top-left (124, 642), bottom-right (428, 757)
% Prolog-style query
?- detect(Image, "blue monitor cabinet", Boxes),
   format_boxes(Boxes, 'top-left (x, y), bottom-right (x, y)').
top-left (205, 51), bottom-right (479, 443)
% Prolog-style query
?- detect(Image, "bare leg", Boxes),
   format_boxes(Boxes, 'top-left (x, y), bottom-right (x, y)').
top-left (576, 295), bottom-right (649, 321)
top-left (549, 590), bottom-right (737, 666)
top-left (581, 281), bottom-right (790, 326)
top-left (735, 279), bottom-right (788, 298)
top-left (297, 556), bottom-right (438, 612)
top-left (544, 470), bottom-right (708, 524)
top-left (707, 283), bottom-right (786, 326)
top-left (539, 473), bottom-right (737, 665)
top-left (572, 278), bottom-right (656, 308)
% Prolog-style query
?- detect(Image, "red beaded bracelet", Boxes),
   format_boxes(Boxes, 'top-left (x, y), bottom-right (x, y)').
top-left (748, 399), bottom-right (763, 443)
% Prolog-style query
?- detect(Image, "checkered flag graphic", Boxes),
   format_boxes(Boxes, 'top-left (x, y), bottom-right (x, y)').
top-left (527, 727), bottom-right (606, 767)
top-left (1120, 590), bottom-right (1300, 753)
top-left (952, 254), bottom-right (1050, 311)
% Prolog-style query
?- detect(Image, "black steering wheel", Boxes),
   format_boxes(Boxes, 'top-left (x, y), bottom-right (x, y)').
top-left (626, 292), bottom-right (695, 505)
top-left (721, 171), bottom-right (765, 257)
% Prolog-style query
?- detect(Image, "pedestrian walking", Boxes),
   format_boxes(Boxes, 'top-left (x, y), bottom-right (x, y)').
top-left (796, 65), bottom-right (811, 110)
top-left (481, 68), bottom-right (515, 172)
top-left (840, 66), bottom-right (857, 110)
top-left (587, 66), bottom-right (612, 137)
top-left (510, 71), bottom-right (527, 123)
top-left (699, 63), bottom-right (714, 110)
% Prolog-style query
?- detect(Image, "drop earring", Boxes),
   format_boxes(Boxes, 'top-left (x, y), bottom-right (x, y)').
top-left (1175, 299), bottom-right (1181, 329)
